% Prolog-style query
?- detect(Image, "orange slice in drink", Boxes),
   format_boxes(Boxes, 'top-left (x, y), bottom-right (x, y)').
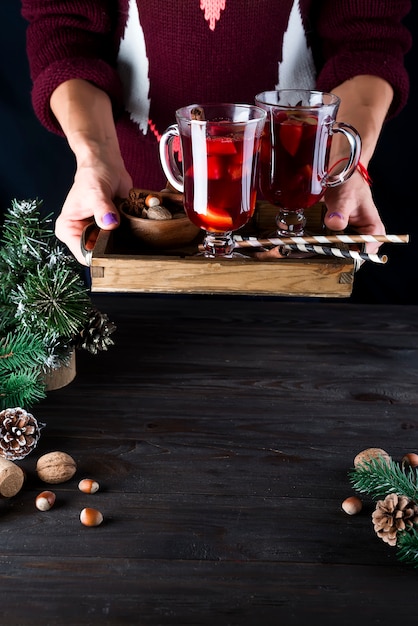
top-left (201, 206), bottom-right (234, 232)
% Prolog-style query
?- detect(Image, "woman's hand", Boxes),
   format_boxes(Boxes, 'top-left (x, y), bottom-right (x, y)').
top-left (50, 79), bottom-right (132, 264)
top-left (321, 75), bottom-right (394, 254)
top-left (55, 151), bottom-right (132, 265)
top-left (323, 169), bottom-right (385, 254)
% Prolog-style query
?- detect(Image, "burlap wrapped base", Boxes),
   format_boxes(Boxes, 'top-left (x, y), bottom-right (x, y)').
top-left (44, 350), bottom-right (76, 391)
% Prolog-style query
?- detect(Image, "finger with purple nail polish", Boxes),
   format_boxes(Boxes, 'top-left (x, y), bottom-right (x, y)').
top-left (102, 212), bottom-right (119, 226)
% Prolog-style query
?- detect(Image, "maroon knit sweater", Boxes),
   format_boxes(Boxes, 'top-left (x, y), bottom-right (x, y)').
top-left (21, 0), bottom-right (411, 191)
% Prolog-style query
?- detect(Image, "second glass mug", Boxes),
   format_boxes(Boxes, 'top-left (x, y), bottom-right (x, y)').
top-left (159, 103), bottom-right (266, 258)
top-left (255, 89), bottom-right (362, 236)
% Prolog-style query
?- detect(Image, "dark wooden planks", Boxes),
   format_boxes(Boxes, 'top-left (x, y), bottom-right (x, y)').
top-left (2, 296), bottom-right (418, 624)
top-left (1, 558), bottom-right (416, 625)
top-left (0, 486), bottom-right (396, 564)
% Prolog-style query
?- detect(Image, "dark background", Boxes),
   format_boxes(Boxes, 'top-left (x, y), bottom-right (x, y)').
top-left (0, 3), bottom-right (74, 215)
top-left (0, 3), bottom-right (416, 304)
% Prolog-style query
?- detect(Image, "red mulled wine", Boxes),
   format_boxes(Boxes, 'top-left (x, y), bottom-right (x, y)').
top-left (182, 133), bottom-right (260, 233)
top-left (260, 110), bottom-right (330, 210)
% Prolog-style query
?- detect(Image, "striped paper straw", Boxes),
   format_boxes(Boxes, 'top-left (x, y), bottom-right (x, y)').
top-left (198, 238), bottom-right (388, 263)
top-left (234, 234), bottom-right (409, 246)
top-left (278, 243), bottom-right (387, 264)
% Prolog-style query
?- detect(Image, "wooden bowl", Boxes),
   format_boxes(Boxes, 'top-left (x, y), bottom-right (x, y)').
top-left (118, 188), bottom-right (201, 249)
top-left (120, 206), bottom-right (200, 249)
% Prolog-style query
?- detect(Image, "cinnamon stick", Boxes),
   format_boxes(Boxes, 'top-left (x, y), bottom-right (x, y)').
top-left (191, 107), bottom-right (205, 121)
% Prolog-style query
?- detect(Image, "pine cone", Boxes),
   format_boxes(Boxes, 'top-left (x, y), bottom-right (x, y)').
top-left (372, 493), bottom-right (418, 546)
top-left (0, 407), bottom-right (44, 460)
top-left (74, 308), bottom-right (116, 355)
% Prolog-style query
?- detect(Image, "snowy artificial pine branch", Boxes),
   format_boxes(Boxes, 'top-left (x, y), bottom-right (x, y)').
top-left (0, 197), bottom-right (116, 411)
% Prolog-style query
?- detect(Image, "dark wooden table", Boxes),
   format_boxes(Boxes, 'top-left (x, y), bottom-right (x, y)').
top-left (3, 295), bottom-right (418, 625)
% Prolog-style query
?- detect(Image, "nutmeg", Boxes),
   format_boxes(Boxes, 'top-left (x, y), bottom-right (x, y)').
top-left (0, 457), bottom-right (25, 497)
top-left (36, 451), bottom-right (77, 484)
top-left (353, 447), bottom-right (391, 468)
top-left (146, 205), bottom-right (172, 220)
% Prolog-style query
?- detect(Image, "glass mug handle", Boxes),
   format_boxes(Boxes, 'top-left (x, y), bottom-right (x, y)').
top-left (326, 122), bottom-right (362, 188)
top-left (159, 125), bottom-right (184, 193)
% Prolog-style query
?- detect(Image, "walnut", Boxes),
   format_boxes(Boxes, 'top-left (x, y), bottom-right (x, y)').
top-left (353, 448), bottom-right (391, 468)
top-left (36, 451), bottom-right (77, 484)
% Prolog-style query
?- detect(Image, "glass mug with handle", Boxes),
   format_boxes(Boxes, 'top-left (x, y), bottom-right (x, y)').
top-left (159, 103), bottom-right (266, 257)
top-left (255, 89), bottom-right (362, 236)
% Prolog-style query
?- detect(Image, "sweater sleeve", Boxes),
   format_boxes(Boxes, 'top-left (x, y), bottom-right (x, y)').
top-left (311, 0), bottom-right (412, 118)
top-left (21, 0), bottom-right (125, 135)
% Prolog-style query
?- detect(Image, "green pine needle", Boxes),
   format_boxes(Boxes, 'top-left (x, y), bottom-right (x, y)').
top-left (349, 457), bottom-right (418, 501)
top-left (12, 264), bottom-right (91, 341)
top-left (0, 369), bottom-right (46, 411)
top-left (41, 332), bottom-right (73, 371)
top-left (396, 527), bottom-right (418, 567)
top-left (0, 286), bottom-right (16, 333)
top-left (0, 330), bottom-right (47, 373)
top-left (0, 199), bottom-right (54, 269)
top-left (0, 197), bottom-right (115, 411)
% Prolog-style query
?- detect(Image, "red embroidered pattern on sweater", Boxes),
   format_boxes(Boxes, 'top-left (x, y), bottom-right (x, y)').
top-left (148, 119), bottom-right (162, 142)
top-left (149, 119), bottom-right (182, 163)
top-left (200, 0), bottom-right (226, 31)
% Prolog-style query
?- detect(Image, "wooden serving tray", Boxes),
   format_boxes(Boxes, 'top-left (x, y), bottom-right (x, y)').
top-left (89, 201), bottom-right (355, 297)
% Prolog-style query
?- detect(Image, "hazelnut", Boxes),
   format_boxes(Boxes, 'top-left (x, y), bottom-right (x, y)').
top-left (342, 496), bottom-right (362, 515)
top-left (36, 451), bottom-right (77, 484)
top-left (402, 453), bottom-right (418, 468)
top-left (353, 447), bottom-right (391, 468)
top-left (145, 193), bottom-right (163, 207)
top-left (80, 507), bottom-right (103, 527)
top-left (35, 490), bottom-right (56, 511)
top-left (78, 478), bottom-right (99, 494)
